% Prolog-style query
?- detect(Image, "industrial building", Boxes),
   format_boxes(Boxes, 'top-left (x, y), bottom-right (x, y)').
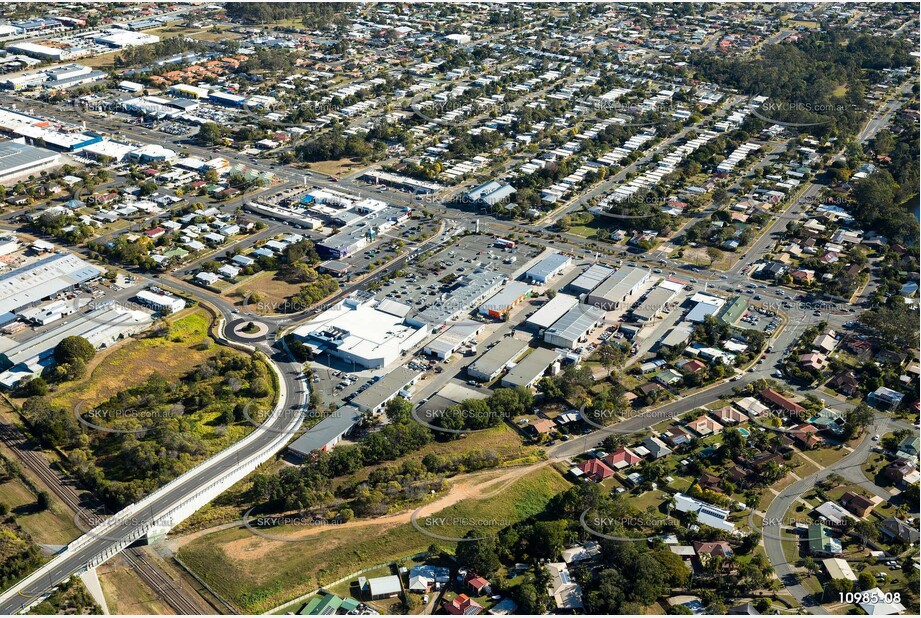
top-left (294, 293), bottom-right (428, 369)
top-left (524, 252), bottom-right (571, 284)
top-left (423, 321), bottom-right (483, 360)
top-left (501, 347), bottom-right (561, 389)
top-left (7, 41), bottom-right (71, 61)
top-left (0, 253), bottom-right (102, 315)
top-left (0, 140), bottom-right (62, 184)
top-left (566, 264), bottom-right (613, 295)
top-left (658, 324), bottom-right (694, 349)
top-left (543, 305), bottom-right (606, 349)
top-left (687, 292), bottom-right (725, 323)
top-left (478, 281), bottom-right (532, 319)
top-left (630, 287), bottom-right (678, 323)
top-left (94, 30), bottom-right (160, 48)
top-left (132, 289), bottom-right (186, 314)
top-left (467, 338), bottom-right (530, 382)
top-left (410, 270), bottom-right (506, 327)
top-left (716, 296), bottom-right (748, 325)
top-left (524, 294), bottom-right (578, 330)
top-left (287, 406), bottom-right (363, 458)
top-left (585, 266), bottom-right (650, 312)
top-left (351, 366), bottom-right (422, 414)
top-left (361, 169), bottom-right (444, 194)
top-left (209, 91), bottom-right (247, 107)
top-left (0, 303), bottom-right (152, 388)
top-left (464, 180), bottom-right (516, 206)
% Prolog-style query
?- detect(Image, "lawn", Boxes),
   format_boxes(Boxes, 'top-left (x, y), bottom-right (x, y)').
top-left (177, 466), bottom-right (571, 613)
top-left (225, 270), bottom-right (305, 315)
top-left (803, 446), bottom-right (851, 469)
top-left (97, 558), bottom-right (175, 615)
top-left (303, 158), bottom-right (365, 178)
top-left (681, 246), bottom-right (733, 271)
top-left (0, 476), bottom-right (80, 545)
top-left (49, 308), bottom-right (217, 412)
top-left (346, 424), bottom-right (541, 485)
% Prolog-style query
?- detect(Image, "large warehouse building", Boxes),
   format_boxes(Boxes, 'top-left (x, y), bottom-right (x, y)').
top-left (467, 338), bottom-right (530, 382)
top-left (586, 266), bottom-right (650, 312)
top-left (478, 281), bottom-right (532, 319)
top-left (0, 139), bottom-right (62, 185)
top-left (0, 253), bottom-right (103, 315)
top-left (543, 305), bottom-right (606, 349)
top-left (294, 293), bottom-right (428, 369)
top-left (0, 303), bottom-right (152, 388)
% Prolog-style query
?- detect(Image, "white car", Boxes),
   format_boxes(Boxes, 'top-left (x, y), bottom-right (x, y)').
top-left (872, 434), bottom-right (880, 441)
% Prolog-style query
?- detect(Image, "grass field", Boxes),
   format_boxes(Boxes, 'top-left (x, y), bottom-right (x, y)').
top-left (49, 308), bottom-right (217, 412)
top-left (0, 476), bottom-right (80, 545)
top-left (97, 558), bottom-right (175, 616)
top-left (177, 466), bottom-right (571, 613)
top-left (681, 246), bottom-right (733, 270)
top-left (345, 424), bottom-right (541, 485)
top-left (302, 158), bottom-right (365, 178)
top-left (225, 271), bottom-right (304, 315)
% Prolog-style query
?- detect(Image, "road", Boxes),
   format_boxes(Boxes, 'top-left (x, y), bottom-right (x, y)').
top-left (762, 415), bottom-right (895, 614)
top-left (0, 288), bottom-right (307, 614)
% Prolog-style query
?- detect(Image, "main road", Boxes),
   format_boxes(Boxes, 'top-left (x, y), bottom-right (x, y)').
top-left (0, 298), bottom-right (307, 615)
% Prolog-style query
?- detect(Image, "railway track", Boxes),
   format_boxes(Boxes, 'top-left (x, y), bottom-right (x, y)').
top-left (122, 548), bottom-right (201, 615)
top-left (0, 422), bottom-right (206, 615)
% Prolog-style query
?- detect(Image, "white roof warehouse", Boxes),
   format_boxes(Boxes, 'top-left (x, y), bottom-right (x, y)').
top-left (0, 140), bottom-right (62, 185)
top-left (0, 253), bottom-right (103, 315)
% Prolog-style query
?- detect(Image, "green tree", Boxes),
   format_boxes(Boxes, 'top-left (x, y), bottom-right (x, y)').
top-left (455, 532), bottom-right (501, 577)
top-left (54, 336), bottom-right (95, 365)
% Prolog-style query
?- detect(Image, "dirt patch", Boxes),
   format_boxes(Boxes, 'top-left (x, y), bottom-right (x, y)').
top-left (224, 271), bottom-right (304, 315)
top-left (302, 158), bottom-right (365, 178)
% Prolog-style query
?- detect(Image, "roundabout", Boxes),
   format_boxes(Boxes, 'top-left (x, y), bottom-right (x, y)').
top-left (229, 318), bottom-right (270, 341)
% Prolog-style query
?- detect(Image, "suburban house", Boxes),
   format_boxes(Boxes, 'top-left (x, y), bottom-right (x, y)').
top-left (603, 447), bottom-right (642, 470)
top-left (808, 523), bottom-right (843, 557)
top-left (693, 541), bottom-right (733, 567)
top-left (443, 594), bottom-right (483, 615)
top-left (880, 517), bottom-right (920, 545)
top-left (828, 370), bottom-right (860, 397)
top-left (465, 575), bottom-right (491, 596)
top-left (663, 426), bottom-right (694, 447)
top-left (884, 459), bottom-right (919, 485)
top-left (759, 388), bottom-right (805, 415)
top-left (578, 458), bottom-right (614, 482)
top-left (710, 405), bottom-right (749, 425)
top-left (546, 562), bottom-right (583, 611)
top-left (839, 491), bottom-right (876, 518)
top-left (687, 414), bottom-right (724, 437)
top-left (642, 436), bottom-right (673, 459)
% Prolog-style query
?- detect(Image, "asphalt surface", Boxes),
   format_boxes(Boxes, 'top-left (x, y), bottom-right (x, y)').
top-left (0, 292), bottom-right (307, 614)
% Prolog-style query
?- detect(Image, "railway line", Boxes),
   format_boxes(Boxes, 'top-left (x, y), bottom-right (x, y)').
top-left (0, 421), bottom-right (210, 615)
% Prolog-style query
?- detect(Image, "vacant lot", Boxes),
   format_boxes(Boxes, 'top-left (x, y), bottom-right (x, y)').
top-left (682, 246), bottom-right (734, 270)
top-left (49, 308), bottom-right (217, 412)
top-left (178, 466), bottom-right (571, 613)
top-left (225, 271), bottom-right (304, 315)
top-left (97, 558), bottom-right (176, 616)
top-left (0, 475), bottom-right (80, 545)
top-left (303, 158), bottom-right (365, 178)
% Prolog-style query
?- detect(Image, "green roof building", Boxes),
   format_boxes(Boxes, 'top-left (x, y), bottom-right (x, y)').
top-left (808, 523), bottom-right (842, 557)
top-left (717, 296), bottom-right (748, 326)
top-left (300, 593), bottom-right (343, 615)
